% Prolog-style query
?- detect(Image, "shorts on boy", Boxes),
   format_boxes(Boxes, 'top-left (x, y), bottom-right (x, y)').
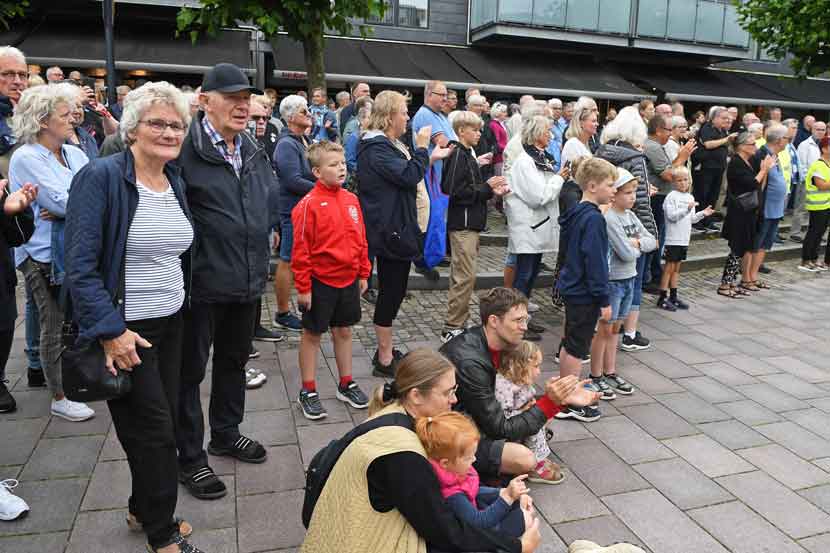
top-left (755, 217), bottom-right (781, 251)
top-left (663, 245), bottom-right (688, 262)
top-left (563, 301), bottom-right (601, 359)
top-left (504, 252), bottom-right (517, 268)
top-left (279, 216), bottom-right (294, 262)
top-left (608, 277), bottom-right (635, 322)
top-left (301, 278), bottom-right (362, 334)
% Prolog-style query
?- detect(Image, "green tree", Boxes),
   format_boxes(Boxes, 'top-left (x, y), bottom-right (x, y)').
top-left (177, 0), bottom-right (386, 95)
top-left (0, 0), bottom-right (27, 29)
top-left (735, 0), bottom-right (830, 77)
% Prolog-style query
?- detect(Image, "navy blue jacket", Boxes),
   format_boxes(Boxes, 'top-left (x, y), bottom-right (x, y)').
top-left (65, 149), bottom-right (192, 344)
top-left (273, 128), bottom-right (315, 219)
top-left (556, 201), bottom-right (610, 307)
top-left (356, 134), bottom-right (429, 260)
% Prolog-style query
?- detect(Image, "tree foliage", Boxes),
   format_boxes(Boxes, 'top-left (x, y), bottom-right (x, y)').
top-left (0, 0), bottom-right (28, 30)
top-left (177, 0), bottom-right (387, 93)
top-left (735, 0), bottom-right (830, 77)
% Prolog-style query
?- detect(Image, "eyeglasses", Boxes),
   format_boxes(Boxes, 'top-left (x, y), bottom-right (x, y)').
top-left (436, 384), bottom-right (458, 399)
top-left (139, 119), bottom-right (187, 134)
top-left (296, 108), bottom-right (310, 116)
top-left (250, 115), bottom-right (268, 122)
top-left (430, 91), bottom-right (448, 98)
top-left (662, 127), bottom-right (673, 131)
top-left (0, 70), bottom-right (28, 81)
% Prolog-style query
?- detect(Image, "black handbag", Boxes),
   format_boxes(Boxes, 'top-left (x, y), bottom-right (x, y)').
top-left (732, 189), bottom-right (759, 212)
top-left (60, 259), bottom-right (132, 403)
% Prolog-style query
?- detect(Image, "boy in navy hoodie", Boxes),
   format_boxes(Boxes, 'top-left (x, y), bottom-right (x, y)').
top-left (554, 158), bottom-right (617, 423)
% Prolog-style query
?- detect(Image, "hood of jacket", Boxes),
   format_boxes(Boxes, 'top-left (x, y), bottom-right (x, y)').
top-left (357, 132), bottom-right (395, 157)
top-left (558, 201), bottom-right (597, 236)
top-left (595, 141), bottom-right (642, 165)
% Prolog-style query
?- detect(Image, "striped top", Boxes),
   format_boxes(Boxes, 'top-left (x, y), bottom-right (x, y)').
top-left (124, 180), bottom-right (194, 322)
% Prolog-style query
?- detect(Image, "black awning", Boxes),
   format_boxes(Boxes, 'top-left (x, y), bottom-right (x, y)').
top-left (623, 65), bottom-right (830, 110)
top-left (1, 20), bottom-right (252, 73)
top-left (270, 36), bottom-right (651, 100)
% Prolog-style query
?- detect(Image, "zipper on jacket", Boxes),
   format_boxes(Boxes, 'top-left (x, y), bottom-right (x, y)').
top-left (531, 216), bottom-right (551, 230)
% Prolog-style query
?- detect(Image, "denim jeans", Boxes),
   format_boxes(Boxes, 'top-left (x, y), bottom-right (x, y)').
top-left (649, 194), bottom-right (666, 284)
top-left (631, 253), bottom-right (646, 311)
top-left (24, 280), bottom-right (41, 371)
top-left (514, 253), bottom-right (542, 301)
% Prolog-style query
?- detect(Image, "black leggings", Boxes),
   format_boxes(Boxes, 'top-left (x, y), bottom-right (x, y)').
top-left (373, 257), bottom-right (411, 327)
top-left (0, 327), bottom-right (13, 382)
top-left (802, 209), bottom-right (830, 263)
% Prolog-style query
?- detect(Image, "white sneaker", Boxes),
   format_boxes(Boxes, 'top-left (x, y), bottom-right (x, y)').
top-left (51, 398), bottom-right (95, 422)
top-left (0, 479), bottom-right (29, 521)
top-left (245, 367), bottom-right (267, 389)
top-left (527, 301), bottom-right (540, 313)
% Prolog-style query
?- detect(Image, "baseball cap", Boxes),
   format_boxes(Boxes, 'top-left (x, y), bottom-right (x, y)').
top-left (612, 168), bottom-right (637, 189)
top-left (201, 63), bottom-right (262, 95)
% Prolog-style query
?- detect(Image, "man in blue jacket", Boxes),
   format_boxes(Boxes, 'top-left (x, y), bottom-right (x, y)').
top-left (175, 64), bottom-right (274, 500)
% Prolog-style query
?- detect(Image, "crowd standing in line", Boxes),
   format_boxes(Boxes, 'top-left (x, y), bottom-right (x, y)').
top-left (0, 42), bottom-right (815, 553)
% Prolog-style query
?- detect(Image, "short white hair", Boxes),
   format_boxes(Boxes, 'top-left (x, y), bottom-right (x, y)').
top-left (467, 94), bottom-right (486, 107)
top-left (335, 90), bottom-right (350, 103)
top-left (783, 118), bottom-right (798, 128)
top-left (766, 123), bottom-right (788, 143)
top-left (600, 105), bottom-right (647, 147)
top-left (574, 96), bottom-right (597, 113)
top-left (120, 81), bottom-right (191, 145)
top-left (748, 122), bottom-right (763, 135)
top-left (490, 101), bottom-right (507, 119)
top-left (522, 115), bottom-right (550, 146)
top-left (0, 46), bottom-right (25, 64)
top-left (11, 84), bottom-right (77, 144)
top-left (671, 115), bottom-right (687, 129)
top-left (548, 98), bottom-right (562, 108)
top-left (279, 94), bottom-right (308, 121)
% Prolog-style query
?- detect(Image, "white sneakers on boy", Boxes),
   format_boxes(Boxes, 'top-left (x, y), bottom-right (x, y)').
top-left (51, 398), bottom-right (95, 422)
top-left (0, 479), bottom-right (30, 521)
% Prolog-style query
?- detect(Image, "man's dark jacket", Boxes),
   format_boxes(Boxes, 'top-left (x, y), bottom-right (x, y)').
top-left (65, 149), bottom-right (192, 344)
top-left (176, 112), bottom-right (273, 304)
top-left (441, 141), bottom-right (493, 233)
top-left (439, 326), bottom-right (547, 442)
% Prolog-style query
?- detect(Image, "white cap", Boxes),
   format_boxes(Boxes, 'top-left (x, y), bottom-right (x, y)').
top-left (613, 168), bottom-right (637, 189)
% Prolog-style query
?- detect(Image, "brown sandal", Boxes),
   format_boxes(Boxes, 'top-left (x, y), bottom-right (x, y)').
top-left (717, 286), bottom-right (740, 298)
top-left (740, 281), bottom-right (760, 292)
top-left (734, 287), bottom-right (751, 296)
top-left (755, 280), bottom-right (770, 289)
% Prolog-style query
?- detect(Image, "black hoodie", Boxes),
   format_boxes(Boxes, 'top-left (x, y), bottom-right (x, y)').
top-left (557, 201), bottom-right (610, 307)
top-left (441, 140), bottom-right (493, 232)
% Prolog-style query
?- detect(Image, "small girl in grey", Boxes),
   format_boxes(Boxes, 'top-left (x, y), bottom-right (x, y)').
top-left (494, 340), bottom-right (563, 484)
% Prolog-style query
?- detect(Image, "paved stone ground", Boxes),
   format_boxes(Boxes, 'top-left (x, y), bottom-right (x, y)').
top-left (4, 259), bottom-right (830, 553)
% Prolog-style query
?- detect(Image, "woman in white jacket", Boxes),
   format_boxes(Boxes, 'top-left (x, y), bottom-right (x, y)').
top-left (506, 115), bottom-right (570, 309)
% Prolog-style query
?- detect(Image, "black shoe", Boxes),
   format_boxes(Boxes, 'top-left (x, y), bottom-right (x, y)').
top-left (692, 222), bottom-right (707, 232)
top-left (362, 288), bottom-right (378, 304)
top-left (706, 222), bottom-right (721, 232)
top-left (0, 379), bottom-right (16, 413)
top-left (438, 257), bottom-right (451, 267)
top-left (254, 326), bottom-right (284, 342)
top-left (208, 435), bottom-right (267, 464)
top-left (27, 367), bottom-right (45, 388)
top-left (758, 264), bottom-right (772, 274)
top-left (527, 320), bottom-right (546, 333)
top-left (554, 405), bottom-right (601, 422)
top-left (297, 389), bottom-right (327, 420)
top-left (336, 381), bottom-right (369, 409)
top-left (604, 373), bottom-right (635, 395)
top-left (671, 297), bottom-right (690, 310)
top-left (524, 329), bottom-right (542, 342)
top-left (790, 234), bottom-right (804, 243)
top-left (248, 346), bottom-right (260, 359)
top-left (588, 376), bottom-right (616, 401)
top-left (372, 350), bottom-right (396, 379)
top-left (657, 298), bottom-right (677, 312)
top-left (414, 266), bottom-right (440, 281)
top-left (274, 311), bottom-right (303, 332)
top-left (179, 466), bottom-right (227, 500)
top-left (147, 532), bottom-right (204, 553)
top-left (620, 332), bottom-right (650, 352)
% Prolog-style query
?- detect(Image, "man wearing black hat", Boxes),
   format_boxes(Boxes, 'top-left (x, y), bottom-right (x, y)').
top-left (175, 63), bottom-right (275, 499)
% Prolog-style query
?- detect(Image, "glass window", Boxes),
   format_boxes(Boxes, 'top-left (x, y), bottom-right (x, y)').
top-left (666, 0), bottom-right (695, 41)
top-left (637, 0), bottom-right (668, 38)
top-left (367, 0), bottom-right (428, 28)
top-left (532, 0), bottom-right (566, 27)
top-left (598, 0), bottom-right (630, 34)
top-left (566, 0), bottom-right (599, 31)
top-left (500, 0), bottom-right (533, 24)
top-left (471, 0), bottom-right (499, 28)
top-left (366, 0), bottom-right (395, 25)
top-left (694, 1), bottom-right (725, 44)
top-left (722, 3), bottom-right (749, 47)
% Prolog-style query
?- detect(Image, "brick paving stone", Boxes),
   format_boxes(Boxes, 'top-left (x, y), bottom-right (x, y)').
top-left (586, 415), bottom-right (674, 465)
top-left (0, 417), bottom-right (47, 466)
top-left (736, 444), bottom-right (830, 490)
top-left (296, 421), bottom-right (355, 466)
top-left (617, 403), bottom-right (697, 440)
top-left (687, 500), bottom-right (806, 553)
top-left (602, 489), bottom-right (729, 553)
top-left (654, 392), bottom-right (732, 424)
top-left (662, 434), bottom-right (755, 478)
top-left (549, 420), bottom-right (595, 442)
top-left (758, 373), bottom-right (829, 400)
top-left (80, 459), bottom-right (130, 511)
top-left (536, 520), bottom-right (569, 553)
top-left (674, 376), bottom-right (746, 404)
top-left (799, 484), bottom-right (830, 514)
top-left (784, 409), bottom-right (830, 441)
top-left (718, 399), bottom-right (783, 426)
top-left (615, 364), bottom-right (684, 396)
top-left (763, 356), bottom-right (830, 384)
top-left (19, 435), bottom-right (104, 481)
top-left (754, 421), bottom-right (830, 460)
top-left (801, 534), bottom-right (830, 553)
top-left (690, 361), bottom-right (759, 387)
top-left (98, 425), bottom-right (127, 461)
top-left (735, 383), bottom-right (805, 413)
top-left (236, 445), bottom-right (305, 496)
top-left (633, 350), bottom-right (702, 379)
top-left (814, 458), bottom-right (830, 472)
top-left (0, 478), bottom-right (87, 536)
top-left (633, 457), bottom-right (733, 510)
top-left (531, 468), bottom-right (609, 524)
top-left (0, 389), bottom-right (52, 421)
top-left (176, 476), bottom-right (237, 530)
top-left (237, 409), bottom-right (297, 447)
top-left (554, 515), bottom-right (650, 552)
top-left (43, 408), bottom-right (111, 438)
top-left (553, 438), bottom-right (650, 497)
top-left (237, 489), bottom-right (305, 553)
top-left (66, 509), bottom-right (147, 553)
top-left (720, 354), bottom-right (782, 376)
top-left (696, 419), bottom-right (771, 450)
top-left (0, 532), bottom-right (68, 553)
top-left (716, 471), bottom-right (830, 539)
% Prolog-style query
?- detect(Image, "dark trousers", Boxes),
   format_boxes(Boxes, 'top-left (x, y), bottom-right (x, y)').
top-left (373, 257), bottom-right (411, 327)
top-left (802, 209), bottom-right (830, 262)
top-left (649, 194), bottom-right (667, 284)
top-left (177, 301), bottom-right (257, 473)
top-left (0, 324), bottom-right (13, 382)
top-left (693, 168), bottom-right (724, 225)
top-left (108, 312), bottom-right (183, 549)
top-left (514, 253), bottom-right (542, 300)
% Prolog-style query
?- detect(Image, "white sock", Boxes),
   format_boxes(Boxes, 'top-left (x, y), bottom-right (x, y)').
top-left (625, 331), bottom-right (636, 339)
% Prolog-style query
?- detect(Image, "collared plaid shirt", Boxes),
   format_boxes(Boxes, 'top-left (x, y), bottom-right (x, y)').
top-left (202, 115), bottom-right (243, 177)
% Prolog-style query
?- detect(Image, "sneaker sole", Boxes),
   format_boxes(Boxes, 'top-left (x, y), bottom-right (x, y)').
top-left (336, 391), bottom-right (369, 409)
top-left (178, 475), bottom-right (228, 500)
top-left (569, 411), bottom-right (601, 423)
top-left (798, 266), bottom-right (817, 272)
top-left (274, 322), bottom-right (303, 332)
top-left (372, 367), bottom-right (395, 379)
top-left (248, 352), bottom-right (261, 359)
top-left (612, 387), bottom-right (634, 395)
top-left (245, 380), bottom-right (266, 390)
top-left (0, 509), bottom-right (29, 521)
top-left (620, 343), bottom-right (650, 352)
top-left (207, 444), bottom-right (268, 464)
top-left (527, 473), bottom-right (565, 485)
top-left (581, 357), bottom-right (591, 364)
top-left (599, 393), bottom-right (616, 401)
top-left (0, 404), bottom-right (16, 413)
top-left (51, 409), bottom-right (95, 422)
top-left (297, 400), bottom-right (328, 420)
top-left (253, 335), bottom-right (285, 342)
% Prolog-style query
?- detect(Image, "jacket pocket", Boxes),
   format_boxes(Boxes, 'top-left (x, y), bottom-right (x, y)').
top-left (530, 216), bottom-right (551, 230)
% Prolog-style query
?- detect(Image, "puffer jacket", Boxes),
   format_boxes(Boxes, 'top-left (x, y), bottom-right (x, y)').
top-left (504, 149), bottom-right (563, 254)
top-left (439, 326), bottom-right (548, 442)
top-left (596, 140), bottom-right (658, 237)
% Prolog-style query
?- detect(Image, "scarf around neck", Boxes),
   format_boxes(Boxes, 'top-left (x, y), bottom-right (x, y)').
top-left (523, 143), bottom-right (557, 172)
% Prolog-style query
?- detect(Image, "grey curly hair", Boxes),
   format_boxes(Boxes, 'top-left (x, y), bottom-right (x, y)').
top-left (11, 84), bottom-right (78, 145)
top-left (120, 81), bottom-right (191, 145)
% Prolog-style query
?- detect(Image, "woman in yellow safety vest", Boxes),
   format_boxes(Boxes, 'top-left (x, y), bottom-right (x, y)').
top-left (799, 135), bottom-right (830, 272)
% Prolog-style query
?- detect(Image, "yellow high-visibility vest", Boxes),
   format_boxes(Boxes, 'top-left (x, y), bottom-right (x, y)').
top-left (805, 158), bottom-right (830, 211)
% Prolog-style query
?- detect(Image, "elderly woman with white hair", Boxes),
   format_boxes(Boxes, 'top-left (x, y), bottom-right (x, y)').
top-left (506, 114), bottom-right (568, 337)
top-left (596, 105), bottom-right (658, 352)
top-left (64, 82), bottom-right (201, 553)
top-left (9, 83), bottom-right (94, 422)
top-left (488, 101), bottom-right (509, 176)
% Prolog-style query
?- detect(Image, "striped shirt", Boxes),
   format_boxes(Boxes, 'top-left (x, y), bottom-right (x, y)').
top-left (202, 115), bottom-right (242, 177)
top-left (124, 180), bottom-right (194, 322)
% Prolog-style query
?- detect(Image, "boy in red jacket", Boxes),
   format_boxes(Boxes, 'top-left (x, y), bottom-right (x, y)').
top-left (291, 141), bottom-right (371, 420)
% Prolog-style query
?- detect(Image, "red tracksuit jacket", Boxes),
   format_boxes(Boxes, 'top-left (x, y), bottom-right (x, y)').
top-left (291, 181), bottom-right (371, 294)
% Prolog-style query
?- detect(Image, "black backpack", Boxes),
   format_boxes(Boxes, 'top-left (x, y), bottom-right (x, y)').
top-left (301, 412), bottom-right (413, 528)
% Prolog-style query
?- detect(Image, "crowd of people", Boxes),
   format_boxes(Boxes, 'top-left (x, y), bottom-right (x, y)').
top-left (0, 42), bottom-right (820, 553)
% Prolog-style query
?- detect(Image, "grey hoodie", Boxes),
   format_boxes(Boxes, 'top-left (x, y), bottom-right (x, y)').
top-left (604, 207), bottom-right (657, 280)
